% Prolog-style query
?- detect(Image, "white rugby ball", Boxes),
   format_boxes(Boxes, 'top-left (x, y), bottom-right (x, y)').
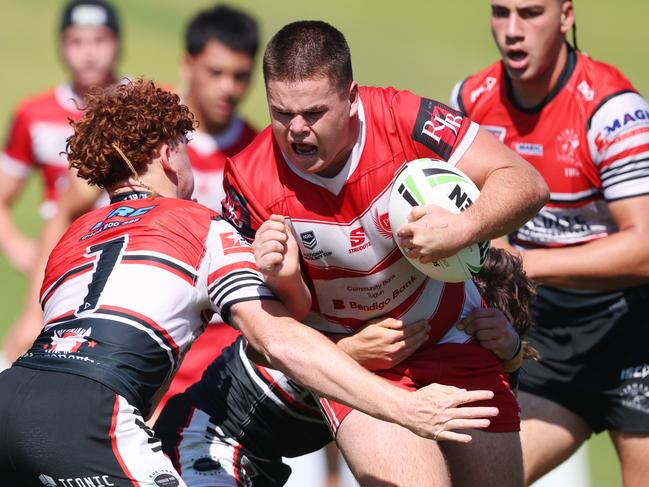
top-left (388, 158), bottom-right (489, 282)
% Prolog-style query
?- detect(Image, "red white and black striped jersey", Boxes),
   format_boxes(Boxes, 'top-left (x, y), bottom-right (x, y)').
top-left (0, 84), bottom-right (84, 217)
top-left (17, 194), bottom-right (275, 416)
top-left (223, 86), bottom-right (482, 344)
top-left (451, 48), bottom-right (649, 249)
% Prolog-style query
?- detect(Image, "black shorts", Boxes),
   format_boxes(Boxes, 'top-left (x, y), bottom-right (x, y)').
top-left (0, 366), bottom-right (184, 486)
top-left (519, 285), bottom-right (649, 433)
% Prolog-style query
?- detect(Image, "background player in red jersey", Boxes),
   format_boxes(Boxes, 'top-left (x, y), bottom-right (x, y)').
top-left (0, 4), bottom-right (259, 372)
top-left (0, 78), bottom-right (499, 485)
top-left (451, 1), bottom-right (649, 485)
top-left (0, 0), bottom-right (120, 275)
top-left (223, 20), bottom-right (549, 487)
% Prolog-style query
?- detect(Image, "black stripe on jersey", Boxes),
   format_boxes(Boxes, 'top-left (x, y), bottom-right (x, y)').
top-left (549, 190), bottom-right (601, 204)
top-left (122, 255), bottom-right (198, 284)
top-left (208, 270), bottom-right (262, 295)
top-left (96, 308), bottom-right (179, 362)
top-left (209, 271), bottom-right (265, 299)
top-left (455, 77), bottom-right (468, 114)
top-left (46, 313), bottom-right (79, 326)
top-left (215, 282), bottom-right (268, 309)
top-left (41, 263), bottom-right (94, 307)
top-left (602, 171), bottom-right (649, 191)
top-left (586, 89), bottom-right (637, 131)
top-left (600, 158), bottom-right (649, 182)
top-left (219, 295), bottom-right (277, 324)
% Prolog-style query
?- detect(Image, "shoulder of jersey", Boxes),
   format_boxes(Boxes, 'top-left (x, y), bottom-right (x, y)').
top-left (455, 61), bottom-right (502, 112)
top-left (13, 88), bottom-right (59, 115)
top-left (574, 52), bottom-right (638, 108)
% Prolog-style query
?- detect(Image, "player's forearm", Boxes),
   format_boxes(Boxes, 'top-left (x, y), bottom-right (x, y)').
top-left (263, 274), bottom-right (312, 321)
top-left (258, 317), bottom-right (409, 422)
top-left (522, 229), bottom-right (649, 290)
top-left (233, 302), bottom-right (410, 425)
top-left (0, 206), bottom-right (34, 253)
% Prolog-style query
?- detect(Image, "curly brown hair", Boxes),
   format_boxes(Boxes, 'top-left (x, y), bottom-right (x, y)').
top-left (66, 79), bottom-right (195, 189)
top-left (473, 247), bottom-right (540, 360)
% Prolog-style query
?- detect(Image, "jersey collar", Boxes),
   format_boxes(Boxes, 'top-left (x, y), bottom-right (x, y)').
top-left (282, 98), bottom-right (367, 196)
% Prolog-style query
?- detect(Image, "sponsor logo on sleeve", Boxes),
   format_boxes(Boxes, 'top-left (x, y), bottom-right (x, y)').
top-left (595, 107), bottom-right (649, 153)
top-left (412, 99), bottom-right (464, 160)
top-left (219, 232), bottom-right (251, 255)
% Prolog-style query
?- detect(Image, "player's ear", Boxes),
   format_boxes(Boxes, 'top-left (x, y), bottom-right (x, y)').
top-left (158, 143), bottom-right (174, 172)
top-left (348, 81), bottom-right (359, 117)
top-left (559, 1), bottom-right (575, 34)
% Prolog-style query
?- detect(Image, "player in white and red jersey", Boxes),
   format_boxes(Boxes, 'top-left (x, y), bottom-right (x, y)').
top-left (0, 79), bottom-right (499, 486)
top-left (0, 0), bottom-right (120, 274)
top-left (450, 1), bottom-right (649, 485)
top-left (221, 20), bottom-right (549, 487)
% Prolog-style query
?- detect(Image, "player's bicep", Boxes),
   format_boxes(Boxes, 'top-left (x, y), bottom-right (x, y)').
top-left (608, 195), bottom-right (649, 233)
top-left (454, 126), bottom-right (529, 188)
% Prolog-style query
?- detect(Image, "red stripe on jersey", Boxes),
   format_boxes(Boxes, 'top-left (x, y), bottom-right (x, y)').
top-left (121, 259), bottom-right (195, 286)
top-left (233, 443), bottom-right (243, 487)
top-left (175, 406), bottom-right (196, 475)
top-left (305, 247), bottom-right (403, 280)
top-left (255, 366), bottom-right (323, 417)
top-left (596, 126), bottom-right (649, 153)
top-left (109, 396), bottom-right (140, 487)
top-left (45, 309), bottom-right (77, 325)
top-left (207, 261), bottom-right (257, 286)
top-left (426, 282), bottom-right (466, 345)
top-left (600, 142), bottom-right (649, 170)
top-left (99, 305), bottom-right (180, 358)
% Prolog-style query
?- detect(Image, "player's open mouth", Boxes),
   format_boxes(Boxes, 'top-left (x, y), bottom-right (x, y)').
top-left (292, 143), bottom-right (318, 156)
top-left (506, 50), bottom-right (528, 70)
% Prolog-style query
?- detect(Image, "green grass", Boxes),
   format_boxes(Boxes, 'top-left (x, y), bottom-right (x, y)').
top-left (2, 2), bottom-right (648, 485)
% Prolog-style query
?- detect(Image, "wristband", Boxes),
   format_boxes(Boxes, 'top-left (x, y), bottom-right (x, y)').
top-left (508, 334), bottom-right (522, 361)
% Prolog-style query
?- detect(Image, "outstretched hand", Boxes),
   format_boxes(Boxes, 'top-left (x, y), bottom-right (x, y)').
top-left (404, 383), bottom-right (498, 442)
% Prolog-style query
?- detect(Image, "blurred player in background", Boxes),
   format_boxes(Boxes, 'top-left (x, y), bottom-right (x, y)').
top-left (0, 0), bottom-right (120, 274)
top-left (0, 0), bottom-right (121, 364)
top-left (222, 20), bottom-right (549, 487)
top-left (0, 78), bottom-right (498, 485)
top-left (1, 4), bottom-right (259, 374)
top-left (451, 1), bottom-right (649, 485)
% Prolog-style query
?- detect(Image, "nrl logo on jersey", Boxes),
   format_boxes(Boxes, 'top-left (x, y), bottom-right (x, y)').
top-left (300, 231), bottom-right (317, 250)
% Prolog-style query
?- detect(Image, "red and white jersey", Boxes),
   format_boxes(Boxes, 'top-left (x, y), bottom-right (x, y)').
top-left (17, 194), bottom-right (275, 416)
top-left (0, 84), bottom-right (84, 217)
top-left (189, 115), bottom-right (256, 211)
top-left (451, 48), bottom-right (649, 249)
top-left (223, 86), bottom-right (482, 344)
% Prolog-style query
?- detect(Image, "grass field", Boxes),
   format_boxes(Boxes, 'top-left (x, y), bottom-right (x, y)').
top-left (2, 1), bottom-right (648, 485)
